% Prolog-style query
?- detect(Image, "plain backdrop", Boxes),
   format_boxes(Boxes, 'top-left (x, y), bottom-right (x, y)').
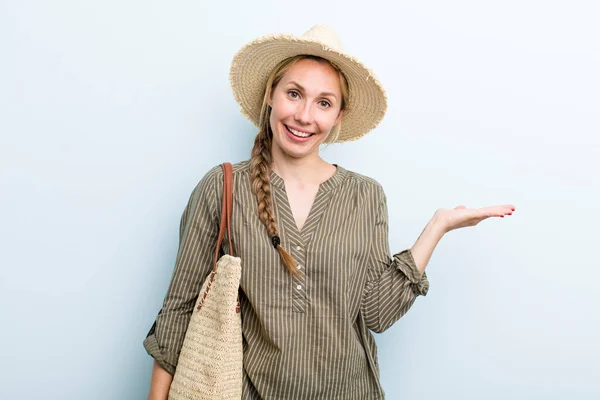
top-left (1, 1), bottom-right (598, 399)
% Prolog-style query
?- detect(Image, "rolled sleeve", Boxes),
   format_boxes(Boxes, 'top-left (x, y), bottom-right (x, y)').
top-left (143, 321), bottom-right (177, 375)
top-left (393, 249), bottom-right (429, 296)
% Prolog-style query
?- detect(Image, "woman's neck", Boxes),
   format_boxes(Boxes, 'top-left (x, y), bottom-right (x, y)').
top-left (270, 150), bottom-right (334, 186)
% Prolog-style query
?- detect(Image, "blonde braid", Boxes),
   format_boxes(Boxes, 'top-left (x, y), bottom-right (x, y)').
top-left (250, 128), bottom-right (299, 277)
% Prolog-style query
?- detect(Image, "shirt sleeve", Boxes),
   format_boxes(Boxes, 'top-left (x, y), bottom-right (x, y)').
top-left (361, 185), bottom-right (429, 334)
top-left (143, 165), bottom-right (221, 375)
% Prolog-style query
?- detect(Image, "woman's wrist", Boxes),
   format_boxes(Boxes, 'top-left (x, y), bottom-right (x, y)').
top-left (410, 215), bottom-right (447, 275)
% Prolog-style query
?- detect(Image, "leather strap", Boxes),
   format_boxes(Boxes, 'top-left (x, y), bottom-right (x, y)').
top-left (213, 162), bottom-right (235, 271)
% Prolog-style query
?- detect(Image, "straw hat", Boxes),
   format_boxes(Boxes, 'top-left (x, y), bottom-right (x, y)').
top-left (229, 25), bottom-right (387, 143)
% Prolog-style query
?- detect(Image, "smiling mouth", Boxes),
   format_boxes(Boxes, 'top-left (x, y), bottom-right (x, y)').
top-left (285, 125), bottom-right (314, 138)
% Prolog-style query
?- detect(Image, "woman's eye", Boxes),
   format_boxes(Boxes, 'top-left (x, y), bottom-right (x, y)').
top-left (288, 91), bottom-right (299, 99)
top-left (319, 100), bottom-right (331, 108)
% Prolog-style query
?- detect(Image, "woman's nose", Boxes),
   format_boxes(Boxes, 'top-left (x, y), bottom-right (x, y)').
top-left (294, 102), bottom-right (313, 125)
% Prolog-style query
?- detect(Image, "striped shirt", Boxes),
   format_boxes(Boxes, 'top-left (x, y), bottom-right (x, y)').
top-left (143, 159), bottom-right (429, 399)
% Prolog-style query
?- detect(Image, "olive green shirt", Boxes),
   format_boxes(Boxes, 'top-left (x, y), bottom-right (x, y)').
top-left (144, 160), bottom-right (429, 399)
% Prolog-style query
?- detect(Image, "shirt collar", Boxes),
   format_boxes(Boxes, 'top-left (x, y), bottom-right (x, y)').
top-left (269, 164), bottom-right (347, 193)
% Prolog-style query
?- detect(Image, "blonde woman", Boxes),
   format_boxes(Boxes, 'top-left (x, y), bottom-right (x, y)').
top-left (144, 25), bottom-right (515, 399)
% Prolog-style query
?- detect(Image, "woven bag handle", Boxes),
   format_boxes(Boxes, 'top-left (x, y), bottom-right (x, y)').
top-left (212, 162), bottom-right (235, 271)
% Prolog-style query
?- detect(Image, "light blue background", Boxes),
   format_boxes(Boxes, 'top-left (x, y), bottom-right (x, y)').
top-left (1, 1), bottom-right (598, 399)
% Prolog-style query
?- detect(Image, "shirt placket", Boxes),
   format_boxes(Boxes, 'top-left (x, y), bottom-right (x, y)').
top-left (271, 186), bottom-right (308, 313)
top-left (291, 239), bottom-right (307, 313)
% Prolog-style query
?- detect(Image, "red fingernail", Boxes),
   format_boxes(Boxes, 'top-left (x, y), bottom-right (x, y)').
top-left (500, 215), bottom-right (504, 218)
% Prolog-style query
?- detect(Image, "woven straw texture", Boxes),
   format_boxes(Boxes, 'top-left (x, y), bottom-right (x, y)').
top-left (229, 25), bottom-right (388, 143)
top-left (168, 254), bottom-right (243, 400)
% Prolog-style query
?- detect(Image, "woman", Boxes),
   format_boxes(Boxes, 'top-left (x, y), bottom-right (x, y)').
top-left (144, 25), bottom-right (515, 399)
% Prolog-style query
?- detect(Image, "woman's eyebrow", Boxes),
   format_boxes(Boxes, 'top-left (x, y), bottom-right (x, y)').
top-left (286, 80), bottom-right (338, 100)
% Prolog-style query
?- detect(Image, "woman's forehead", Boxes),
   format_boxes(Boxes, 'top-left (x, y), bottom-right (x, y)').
top-left (279, 58), bottom-right (341, 96)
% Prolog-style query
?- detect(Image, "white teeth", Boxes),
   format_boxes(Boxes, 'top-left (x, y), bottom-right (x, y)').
top-left (288, 126), bottom-right (312, 138)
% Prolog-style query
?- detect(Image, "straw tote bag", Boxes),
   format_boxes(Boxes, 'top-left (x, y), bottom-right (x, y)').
top-left (169, 163), bottom-right (243, 400)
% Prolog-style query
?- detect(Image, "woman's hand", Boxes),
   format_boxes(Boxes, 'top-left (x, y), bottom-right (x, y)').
top-left (410, 204), bottom-right (515, 275)
top-left (434, 204), bottom-right (516, 234)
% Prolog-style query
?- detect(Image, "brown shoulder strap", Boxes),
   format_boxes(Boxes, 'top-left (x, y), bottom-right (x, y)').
top-left (213, 163), bottom-right (235, 270)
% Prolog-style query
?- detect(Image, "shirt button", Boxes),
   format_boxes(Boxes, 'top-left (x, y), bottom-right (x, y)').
top-left (296, 285), bottom-right (302, 290)
top-left (297, 264), bottom-right (302, 269)
top-left (296, 245), bottom-right (302, 251)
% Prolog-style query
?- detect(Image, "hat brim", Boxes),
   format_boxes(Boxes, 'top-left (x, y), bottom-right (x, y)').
top-left (229, 34), bottom-right (387, 143)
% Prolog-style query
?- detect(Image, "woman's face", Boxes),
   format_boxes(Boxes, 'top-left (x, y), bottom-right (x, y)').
top-left (269, 58), bottom-right (344, 160)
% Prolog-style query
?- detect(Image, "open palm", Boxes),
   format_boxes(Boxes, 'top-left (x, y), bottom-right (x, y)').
top-left (436, 204), bottom-right (516, 233)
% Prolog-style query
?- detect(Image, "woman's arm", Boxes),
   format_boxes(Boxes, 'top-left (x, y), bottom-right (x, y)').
top-left (143, 165), bottom-right (224, 394)
top-left (410, 204), bottom-right (515, 274)
top-left (147, 360), bottom-right (173, 400)
top-left (361, 185), bottom-right (514, 333)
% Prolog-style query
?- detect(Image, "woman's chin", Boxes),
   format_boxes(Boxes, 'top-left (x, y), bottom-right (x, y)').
top-left (273, 142), bottom-right (315, 159)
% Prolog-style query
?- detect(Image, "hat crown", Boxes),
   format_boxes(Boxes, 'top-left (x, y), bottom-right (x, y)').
top-left (300, 25), bottom-right (344, 51)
